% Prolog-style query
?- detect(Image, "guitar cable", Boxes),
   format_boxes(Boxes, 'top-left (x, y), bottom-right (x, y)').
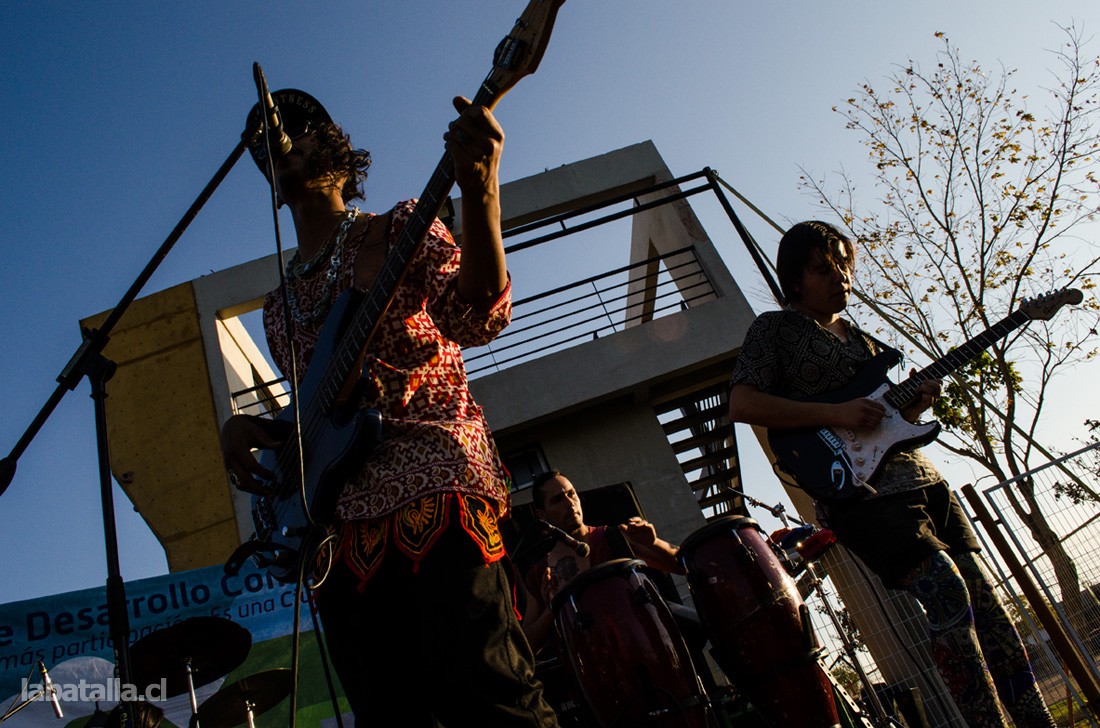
top-left (305, 531), bottom-right (345, 728)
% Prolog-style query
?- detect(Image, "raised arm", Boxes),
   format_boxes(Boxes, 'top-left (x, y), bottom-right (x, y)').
top-left (444, 96), bottom-right (507, 310)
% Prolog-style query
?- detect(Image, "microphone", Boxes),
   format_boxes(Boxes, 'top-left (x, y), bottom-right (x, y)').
top-left (534, 519), bottom-right (590, 558)
top-left (38, 661), bottom-right (63, 719)
top-left (252, 63), bottom-right (292, 158)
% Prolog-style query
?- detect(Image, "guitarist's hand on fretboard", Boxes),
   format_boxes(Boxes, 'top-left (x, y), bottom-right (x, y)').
top-left (899, 370), bottom-right (943, 423)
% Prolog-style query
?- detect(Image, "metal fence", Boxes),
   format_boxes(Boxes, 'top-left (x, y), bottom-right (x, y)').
top-left (804, 441), bottom-right (1100, 727)
top-left (974, 440), bottom-right (1100, 725)
top-left (784, 441), bottom-right (1100, 727)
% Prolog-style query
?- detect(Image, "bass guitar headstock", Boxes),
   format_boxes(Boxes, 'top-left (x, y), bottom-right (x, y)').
top-left (476, 0), bottom-right (566, 110)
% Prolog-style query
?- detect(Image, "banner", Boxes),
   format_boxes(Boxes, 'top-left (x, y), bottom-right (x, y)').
top-left (0, 564), bottom-right (346, 727)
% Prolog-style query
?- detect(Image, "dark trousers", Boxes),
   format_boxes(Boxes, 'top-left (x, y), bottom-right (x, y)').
top-left (317, 521), bottom-right (558, 727)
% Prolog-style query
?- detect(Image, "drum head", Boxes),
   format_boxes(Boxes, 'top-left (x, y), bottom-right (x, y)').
top-left (678, 515), bottom-right (761, 559)
top-left (550, 558), bottom-right (646, 614)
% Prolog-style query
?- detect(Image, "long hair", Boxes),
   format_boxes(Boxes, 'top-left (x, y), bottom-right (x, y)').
top-left (775, 221), bottom-right (855, 305)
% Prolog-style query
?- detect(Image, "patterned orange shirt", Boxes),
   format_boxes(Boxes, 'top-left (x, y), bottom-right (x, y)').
top-left (264, 200), bottom-right (512, 572)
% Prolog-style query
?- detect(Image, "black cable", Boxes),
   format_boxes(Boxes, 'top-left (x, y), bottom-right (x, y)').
top-left (287, 532), bottom-right (312, 728)
top-left (252, 63), bottom-right (312, 528)
top-left (307, 533), bottom-right (344, 728)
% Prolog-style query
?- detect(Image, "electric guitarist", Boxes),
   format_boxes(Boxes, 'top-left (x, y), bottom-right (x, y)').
top-left (728, 220), bottom-right (1056, 728)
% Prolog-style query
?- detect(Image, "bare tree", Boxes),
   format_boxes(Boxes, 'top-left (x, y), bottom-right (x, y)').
top-left (802, 26), bottom-right (1100, 626)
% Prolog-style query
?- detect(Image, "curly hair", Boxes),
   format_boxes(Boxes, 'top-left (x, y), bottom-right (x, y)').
top-left (307, 122), bottom-right (372, 203)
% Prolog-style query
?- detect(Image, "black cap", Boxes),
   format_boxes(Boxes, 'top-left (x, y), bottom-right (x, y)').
top-left (243, 88), bottom-right (334, 177)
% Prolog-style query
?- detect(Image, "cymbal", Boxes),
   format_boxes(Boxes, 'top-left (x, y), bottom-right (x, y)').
top-left (196, 669), bottom-right (293, 728)
top-left (129, 616), bottom-right (252, 698)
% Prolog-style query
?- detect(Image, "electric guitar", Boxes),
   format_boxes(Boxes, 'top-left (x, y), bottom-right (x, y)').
top-left (242, 0), bottom-right (566, 583)
top-left (766, 288), bottom-right (1084, 502)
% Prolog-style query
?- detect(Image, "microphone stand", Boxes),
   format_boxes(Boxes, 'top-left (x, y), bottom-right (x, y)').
top-left (726, 486), bottom-right (806, 529)
top-left (0, 127), bottom-right (252, 725)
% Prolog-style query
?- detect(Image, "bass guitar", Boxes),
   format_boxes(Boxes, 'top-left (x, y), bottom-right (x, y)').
top-left (766, 287), bottom-right (1083, 502)
top-left (239, 0), bottom-right (566, 583)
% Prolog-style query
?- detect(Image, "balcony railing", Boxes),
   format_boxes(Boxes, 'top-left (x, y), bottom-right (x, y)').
top-left (231, 167), bottom-right (770, 412)
top-left (464, 245), bottom-right (715, 376)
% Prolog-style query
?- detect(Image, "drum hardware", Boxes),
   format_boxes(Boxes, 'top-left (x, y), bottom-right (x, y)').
top-left (800, 603), bottom-right (817, 651)
top-left (771, 519), bottom-right (902, 727)
top-left (128, 616), bottom-right (252, 727)
top-left (647, 692), bottom-right (708, 719)
top-left (731, 539), bottom-right (757, 565)
top-left (799, 558), bottom-right (898, 728)
top-left (711, 644), bottom-right (826, 685)
top-left (194, 669), bottom-right (293, 728)
top-left (533, 657), bottom-right (599, 727)
top-left (679, 516), bottom-right (841, 728)
top-left (727, 484), bottom-right (901, 728)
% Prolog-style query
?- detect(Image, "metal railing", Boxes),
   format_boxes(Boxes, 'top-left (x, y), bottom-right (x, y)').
top-left (465, 246), bottom-right (715, 376)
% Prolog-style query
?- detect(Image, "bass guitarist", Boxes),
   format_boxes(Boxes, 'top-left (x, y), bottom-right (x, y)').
top-left (727, 221), bottom-right (1054, 728)
top-left (220, 89), bottom-right (556, 727)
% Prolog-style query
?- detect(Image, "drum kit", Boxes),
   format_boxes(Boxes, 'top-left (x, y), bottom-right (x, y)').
top-left (116, 616), bottom-right (290, 728)
top-left (541, 511), bottom-right (885, 728)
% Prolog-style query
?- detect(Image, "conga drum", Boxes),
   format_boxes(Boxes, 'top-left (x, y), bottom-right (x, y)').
top-left (551, 559), bottom-right (709, 727)
top-left (679, 516), bottom-right (840, 728)
top-left (534, 656), bottom-right (601, 727)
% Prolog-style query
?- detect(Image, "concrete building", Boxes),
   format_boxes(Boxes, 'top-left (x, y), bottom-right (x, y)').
top-left (82, 140), bottom-right (756, 573)
top-left (83, 139), bottom-right (963, 725)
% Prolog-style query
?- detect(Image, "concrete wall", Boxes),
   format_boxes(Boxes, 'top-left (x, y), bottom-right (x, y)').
top-left (80, 284), bottom-right (240, 571)
top-left (504, 397), bottom-right (707, 544)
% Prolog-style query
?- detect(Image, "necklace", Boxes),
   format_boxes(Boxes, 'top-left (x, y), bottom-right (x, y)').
top-left (286, 208), bottom-right (359, 278)
top-left (285, 208), bottom-right (360, 324)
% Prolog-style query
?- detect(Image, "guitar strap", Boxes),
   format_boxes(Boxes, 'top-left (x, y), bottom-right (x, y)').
top-left (849, 320), bottom-right (903, 368)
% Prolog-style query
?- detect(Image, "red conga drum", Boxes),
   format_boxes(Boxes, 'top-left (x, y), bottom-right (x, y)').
top-left (678, 516), bottom-right (840, 728)
top-left (551, 559), bottom-right (709, 727)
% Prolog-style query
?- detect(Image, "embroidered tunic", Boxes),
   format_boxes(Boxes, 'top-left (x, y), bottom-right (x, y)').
top-left (263, 200), bottom-right (511, 578)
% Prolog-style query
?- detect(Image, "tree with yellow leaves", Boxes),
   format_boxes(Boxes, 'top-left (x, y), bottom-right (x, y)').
top-left (802, 25), bottom-right (1100, 633)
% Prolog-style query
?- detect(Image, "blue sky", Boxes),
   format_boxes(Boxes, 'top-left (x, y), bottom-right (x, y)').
top-left (1, 1), bottom-right (1097, 604)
